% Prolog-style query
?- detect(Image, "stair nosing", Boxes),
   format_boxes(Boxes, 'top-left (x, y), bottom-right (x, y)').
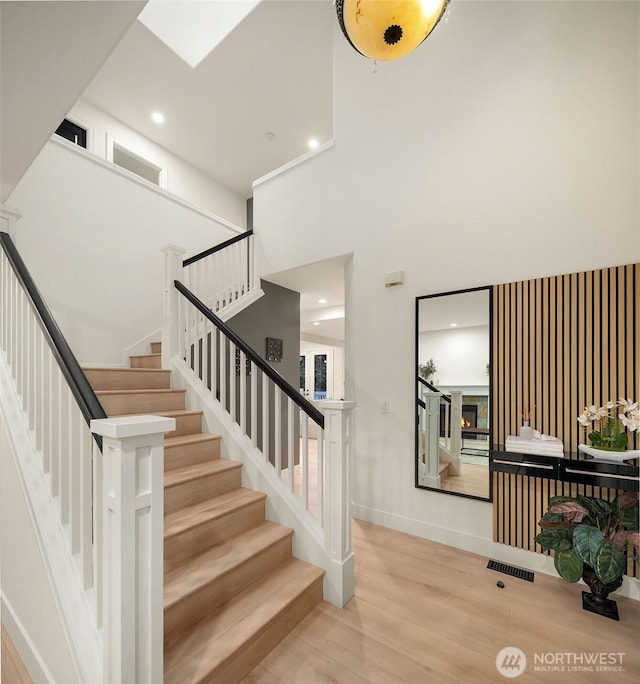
top-left (94, 388), bottom-right (186, 395)
top-left (164, 459), bottom-right (240, 486)
top-left (164, 433), bottom-right (221, 448)
top-left (84, 367), bottom-right (170, 373)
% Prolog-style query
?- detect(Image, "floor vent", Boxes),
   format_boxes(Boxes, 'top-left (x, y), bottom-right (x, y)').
top-left (487, 560), bottom-right (534, 582)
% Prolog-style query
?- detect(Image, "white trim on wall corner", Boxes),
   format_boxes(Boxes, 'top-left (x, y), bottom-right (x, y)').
top-left (252, 139), bottom-right (335, 189)
top-left (49, 137), bottom-right (244, 234)
top-left (1, 594), bottom-right (56, 684)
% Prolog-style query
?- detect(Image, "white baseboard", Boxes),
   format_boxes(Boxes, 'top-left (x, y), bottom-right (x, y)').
top-left (1, 594), bottom-right (55, 684)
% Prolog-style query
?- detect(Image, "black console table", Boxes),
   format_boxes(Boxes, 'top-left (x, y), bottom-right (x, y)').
top-left (490, 449), bottom-right (639, 492)
top-left (489, 449), bottom-right (639, 578)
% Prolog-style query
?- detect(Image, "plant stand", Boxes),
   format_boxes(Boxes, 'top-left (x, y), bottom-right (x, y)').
top-left (582, 591), bottom-right (620, 621)
top-left (581, 566), bottom-right (623, 621)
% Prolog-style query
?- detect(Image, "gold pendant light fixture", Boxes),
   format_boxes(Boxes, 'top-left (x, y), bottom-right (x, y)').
top-left (336, 0), bottom-right (450, 62)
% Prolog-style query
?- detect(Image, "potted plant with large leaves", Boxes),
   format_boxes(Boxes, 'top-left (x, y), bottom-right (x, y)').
top-left (535, 492), bottom-right (639, 620)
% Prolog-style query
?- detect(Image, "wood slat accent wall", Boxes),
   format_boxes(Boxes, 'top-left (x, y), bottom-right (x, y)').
top-left (491, 263), bottom-right (639, 577)
top-left (491, 263), bottom-right (639, 453)
top-left (492, 472), bottom-right (639, 578)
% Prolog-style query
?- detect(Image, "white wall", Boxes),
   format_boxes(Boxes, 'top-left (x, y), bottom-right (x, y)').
top-left (67, 98), bottom-right (246, 228)
top-left (0, 418), bottom-right (77, 683)
top-left (6, 140), bottom-right (242, 366)
top-left (419, 326), bottom-right (489, 386)
top-left (253, 1), bottom-right (640, 568)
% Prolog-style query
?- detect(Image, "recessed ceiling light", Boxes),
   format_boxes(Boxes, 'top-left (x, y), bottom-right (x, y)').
top-left (308, 138), bottom-right (319, 150)
top-left (318, 298), bottom-right (328, 304)
top-left (450, 323), bottom-right (458, 327)
top-left (151, 112), bottom-right (165, 124)
top-left (265, 131), bottom-right (276, 141)
top-left (313, 321), bottom-right (320, 326)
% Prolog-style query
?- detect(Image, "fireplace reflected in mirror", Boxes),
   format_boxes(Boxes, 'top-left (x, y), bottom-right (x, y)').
top-left (416, 287), bottom-right (491, 501)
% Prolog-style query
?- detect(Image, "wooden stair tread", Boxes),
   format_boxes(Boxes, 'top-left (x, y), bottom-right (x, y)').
top-left (165, 459), bottom-right (240, 487)
top-left (129, 353), bottom-right (161, 359)
top-left (165, 433), bottom-right (220, 449)
top-left (164, 521), bottom-right (292, 608)
top-left (163, 558), bottom-right (324, 683)
top-left (164, 488), bottom-right (267, 538)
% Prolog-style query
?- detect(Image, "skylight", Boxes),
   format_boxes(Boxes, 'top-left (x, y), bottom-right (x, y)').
top-left (138, 0), bottom-right (262, 68)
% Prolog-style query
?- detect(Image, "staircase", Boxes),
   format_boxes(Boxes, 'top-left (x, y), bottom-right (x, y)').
top-left (84, 342), bottom-right (324, 684)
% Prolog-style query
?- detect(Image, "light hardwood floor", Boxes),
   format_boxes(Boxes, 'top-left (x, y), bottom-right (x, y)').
top-left (242, 520), bottom-right (640, 683)
top-left (440, 462), bottom-right (489, 498)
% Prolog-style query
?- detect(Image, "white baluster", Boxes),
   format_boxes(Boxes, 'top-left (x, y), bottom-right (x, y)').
top-left (262, 377), bottom-right (269, 461)
top-left (274, 386), bottom-right (281, 474)
top-left (250, 361), bottom-right (258, 447)
top-left (301, 412), bottom-right (309, 511)
top-left (288, 400), bottom-right (295, 492)
top-left (220, 336), bottom-right (227, 411)
top-left (239, 350), bottom-right (246, 432)
top-left (229, 342), bottom-right (237, 423)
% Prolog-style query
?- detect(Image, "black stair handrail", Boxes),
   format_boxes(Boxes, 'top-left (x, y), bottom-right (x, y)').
top-left (417, 375), bottom-right (451, 404)
top-left (0, 232), bottom-right (107, 437)
top-left (183, 229), bottom-right (253, 267)
top-left (174, 279), bottom-right (325, 429)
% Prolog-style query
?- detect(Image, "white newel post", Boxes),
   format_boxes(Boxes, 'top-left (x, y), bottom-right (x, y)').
top-left (320, 400), bottom-right (356, 608)
top-left (161, 244), bottom-right (186, 368)
top-left (449, 390), bottom-right (463, 476)
top-left (91, 415), bottom-right (175, 684)
top-left (423, 392), bottom-right (441, 488)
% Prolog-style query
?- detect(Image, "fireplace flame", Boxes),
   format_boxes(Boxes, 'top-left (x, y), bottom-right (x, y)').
top-left (461, 417), bottom-right (471, 428)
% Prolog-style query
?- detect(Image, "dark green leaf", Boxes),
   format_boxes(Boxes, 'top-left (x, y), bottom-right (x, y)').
top-left (594, 540), bottom-right (625, 584)
top-left (540, 512), bottom-right (564, 524)
top-left (620, 504), bottom-right (639, 532)
top-left (573, 524), bottom-right (604, 566)
top-left (534, 528), bottom-right (573, 551)
top-left (554, 548), bottom-right (582, 583)
top-left (588, 430), bottom-right (603, 447)
top-left (577, 496), bottom-right (609, 529)
top-left (610, 497), bottom-right (621, 520)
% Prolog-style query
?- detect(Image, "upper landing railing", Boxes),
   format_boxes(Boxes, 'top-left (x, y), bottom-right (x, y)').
top-left (182, 229), bottom-right (258, 316)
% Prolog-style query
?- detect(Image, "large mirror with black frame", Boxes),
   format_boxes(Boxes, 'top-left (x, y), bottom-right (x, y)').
top-left (416, 286), bottom-right (492, 501)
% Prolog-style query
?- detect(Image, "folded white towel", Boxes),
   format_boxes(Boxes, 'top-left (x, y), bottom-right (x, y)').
top-left (506, 435), bottom-right (564, 457)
